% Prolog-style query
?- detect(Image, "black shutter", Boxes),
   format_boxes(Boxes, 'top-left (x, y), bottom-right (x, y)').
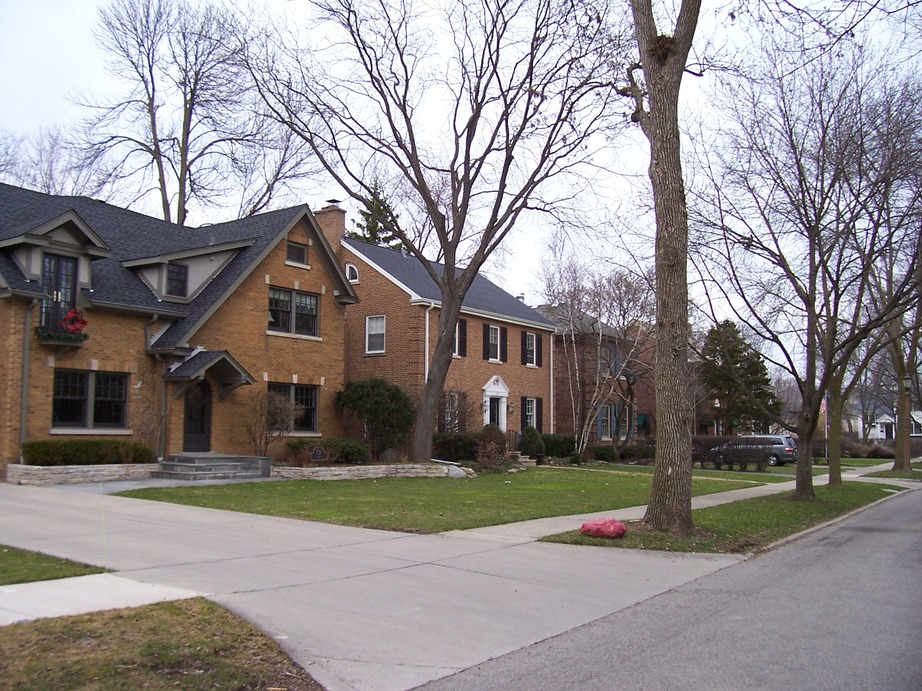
top-left (536, 334), bottom-right (543, 367)
top-left (521, 396), bottom-right (528, 430)
top-left (500, 327), bottom-right (508, 362)
top-left (458, 319), bottom-right (467, 357)
top-left (521, 331), bottom-right (528, 365)
top-left (483, 323), bottom-right (490, 360)
top-left (536, 398), bottom-right (544, 433)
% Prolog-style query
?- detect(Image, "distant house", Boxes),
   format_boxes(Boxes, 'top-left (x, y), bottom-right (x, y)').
top-left (537, 305), bottom-right (654, 449)
top-left (0, 183), bottom-right (357, 475)
top-left (329, 226), bottom-right (555, 439)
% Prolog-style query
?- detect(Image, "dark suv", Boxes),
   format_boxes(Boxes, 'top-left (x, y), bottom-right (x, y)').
top-left (707, 435), bottom-right (798, 471)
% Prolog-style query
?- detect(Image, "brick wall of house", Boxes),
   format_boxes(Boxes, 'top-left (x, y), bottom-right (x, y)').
top-left (339, 251), bottom-right (428, 397)
top-left (10, 306), bottom-right (165, 468)
top-left (183, 217), bottom-right (349, 456)
top-left (0, 299), bottom-right (25, 470)
top-left (438, 312), bottom-right (553, 434)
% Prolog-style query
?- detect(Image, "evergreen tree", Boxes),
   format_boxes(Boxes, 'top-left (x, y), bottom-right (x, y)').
top-left (701, 321), bottom-right (780, 433)
top-left (347, 181), bottom-right (404, 250)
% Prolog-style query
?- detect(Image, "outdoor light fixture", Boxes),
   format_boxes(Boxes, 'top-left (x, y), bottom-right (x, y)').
top-left (902, 375), bottom-right (912, 392)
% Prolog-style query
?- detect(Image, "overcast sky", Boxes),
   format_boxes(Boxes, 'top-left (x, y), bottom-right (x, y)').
top-left (0, 0), bottom-right (656, 302)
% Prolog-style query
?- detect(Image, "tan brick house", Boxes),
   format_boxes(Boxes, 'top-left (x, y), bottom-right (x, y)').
top-left (326, 223), bottom-right (556, 439)
top-left (0, 183), bottom-right (357, 476)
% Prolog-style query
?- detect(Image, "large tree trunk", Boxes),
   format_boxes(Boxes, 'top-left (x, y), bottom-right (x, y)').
top-left (826, 376), bottom-right (844, 487)
top-left (793, 408), bottom-right (818, 501)
top-left (630, 0), bottom-right (701, 535)
top-left (410, 293), bottom-right (463, 461)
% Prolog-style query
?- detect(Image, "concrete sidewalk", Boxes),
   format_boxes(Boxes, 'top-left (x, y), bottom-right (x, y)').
top-left (0, 462), bottom-right (914, 691)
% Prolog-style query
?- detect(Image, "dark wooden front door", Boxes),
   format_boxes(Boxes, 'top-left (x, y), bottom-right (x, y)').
top-left (183, 381), bottom-right (211, 452)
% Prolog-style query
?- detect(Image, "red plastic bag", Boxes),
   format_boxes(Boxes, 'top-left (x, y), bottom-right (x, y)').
top-left (580, 517), bottom-right (627, 539)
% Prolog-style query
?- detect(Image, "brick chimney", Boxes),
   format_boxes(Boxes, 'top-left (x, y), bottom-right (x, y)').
top-left (313, 199), bottom-right (346, 258)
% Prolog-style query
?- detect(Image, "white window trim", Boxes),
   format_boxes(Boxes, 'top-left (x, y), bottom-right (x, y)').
top-left (365, 314), bottom-right (386, 354)
top-left (345, 262), bottom-right (359, 283)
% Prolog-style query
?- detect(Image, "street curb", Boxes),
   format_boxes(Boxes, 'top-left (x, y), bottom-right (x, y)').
top-left (751, 482), bottom-right (917, 557)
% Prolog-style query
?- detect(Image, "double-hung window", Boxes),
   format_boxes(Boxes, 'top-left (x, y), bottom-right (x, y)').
top-left (365, 315), bottom-right (385, 354)
top-left (268, 383), bottom-right (318, 432)
top-left (524, 397), bottom-right (536, 428)
top-left (598, 404), bottom-right (612, 439)
top-left (268, 288), bottom-right (319, 336)
top-left (53, 370), bottom-right (128, 429)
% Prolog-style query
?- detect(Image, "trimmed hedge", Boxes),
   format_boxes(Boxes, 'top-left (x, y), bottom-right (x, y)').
top-left (20, 440), bottom-right (156, 466)
top-left (589, 445), bottom-right (617, 462)
top-left (284, 438), bottom-right (370, 465)
top-left (433, 432), bottom-right (481, 463)
top-left (619, 443), bottom-right (656, 461)
top-left (542, 434), bottom-right (576, 458)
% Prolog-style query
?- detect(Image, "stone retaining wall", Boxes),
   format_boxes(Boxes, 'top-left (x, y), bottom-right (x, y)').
top-left (6, 462), bottom-right (451, 485)
top-left (271, 464), bottom-right (450, 481)
top-left (7, 463), bottom-right (160, 486)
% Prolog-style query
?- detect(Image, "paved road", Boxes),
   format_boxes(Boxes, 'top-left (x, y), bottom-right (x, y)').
top-left (420, 489), bottom-right (922, 690)
top-left (0, 482), bottom-right (742, 691)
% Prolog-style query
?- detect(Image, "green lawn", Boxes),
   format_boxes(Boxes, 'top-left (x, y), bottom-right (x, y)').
top-left (0, 545), bottom-right (104, 585)
top-left (119, 467), bottom-right (759, 533)
top-left (542, 482), bottom-right (900, 553)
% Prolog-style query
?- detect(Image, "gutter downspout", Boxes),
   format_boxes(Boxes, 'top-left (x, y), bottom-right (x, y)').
top-left (424, 302), bottom-right (436, 383)
top-left (146, 314), bottom-right (169, 462)
top-left (549, 330), bottom-right (555, 434)
top-left (19, 300), bottom-right (39, 460)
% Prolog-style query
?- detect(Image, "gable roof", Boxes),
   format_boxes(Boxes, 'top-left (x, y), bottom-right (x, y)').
top-left (343, 237), bottom-right (554, 330)
top-left (536, 304), bottom-right (622, 339)
top-left (0, 183), bottom-right (358, 350)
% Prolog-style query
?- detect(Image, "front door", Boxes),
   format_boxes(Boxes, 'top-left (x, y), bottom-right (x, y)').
top-left (183, 381), bottom-right (211, 452)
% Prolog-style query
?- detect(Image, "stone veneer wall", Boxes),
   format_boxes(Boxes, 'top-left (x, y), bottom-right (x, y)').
top-left (8, 464), bottom-right (161, 486)
top-left (7, 463), bottom-right (449, 485)
top-left (271, 463), bottom-right (449, 481)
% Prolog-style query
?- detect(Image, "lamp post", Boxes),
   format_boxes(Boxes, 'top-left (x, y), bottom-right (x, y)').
top-left (896, 374), bottom-right (913, 472)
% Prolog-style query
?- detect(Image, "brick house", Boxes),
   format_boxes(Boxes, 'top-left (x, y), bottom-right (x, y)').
top-left (0, 183), bottom-right (357, 476)
top-left (324, 219), bottom-right (555, 439)
top-left (537, 304), bottom-right (655, 447)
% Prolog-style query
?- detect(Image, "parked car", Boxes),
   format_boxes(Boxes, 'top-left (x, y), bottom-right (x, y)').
top-left (707, 435), bottom-right (798, 470)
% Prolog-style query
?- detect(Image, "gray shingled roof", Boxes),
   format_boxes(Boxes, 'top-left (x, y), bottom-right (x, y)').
top-left (0, 183), bottom-right (355, 350)
top-left (343, 237), bottom-right (554, 329)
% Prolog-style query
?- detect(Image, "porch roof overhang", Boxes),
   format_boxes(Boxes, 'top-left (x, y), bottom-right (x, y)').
top-left (164, 350), bottom-right (255, 400)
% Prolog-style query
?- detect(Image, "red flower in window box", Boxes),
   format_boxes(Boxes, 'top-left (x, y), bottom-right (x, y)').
top-left (61, 308), bottom-right (88, 335)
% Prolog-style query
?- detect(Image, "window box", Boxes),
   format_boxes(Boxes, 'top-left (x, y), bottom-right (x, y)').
top-left (35, 329), bottom-right (88, 348)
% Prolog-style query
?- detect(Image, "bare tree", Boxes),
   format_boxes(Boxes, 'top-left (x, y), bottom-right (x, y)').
top-left (540, 238), bottom-right (654, 454)
top-left (0, 127), bottom-right (113, 197)
top-left (243, 388), bottom-right (305, 457)
top-left (692, 39), bottom-right (920, 498)
top-left (247, 0), bottom-right (628, 461)
top-left (80, 0), bottom-right (312, 225)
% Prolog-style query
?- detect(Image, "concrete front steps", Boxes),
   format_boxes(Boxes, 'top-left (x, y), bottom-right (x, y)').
top-left (151, 453), bottom-right (271, 481)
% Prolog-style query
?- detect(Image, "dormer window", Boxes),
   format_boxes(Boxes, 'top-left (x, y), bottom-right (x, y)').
top-left (166, 263), bottom-right (188, 298)
top-left (287, 241), bottom-right (308, 265)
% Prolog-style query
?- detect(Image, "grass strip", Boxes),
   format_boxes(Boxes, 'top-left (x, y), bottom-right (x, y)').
top-left (0, 545), bottom-right (104, 586)
top-left (541, 481), bottom-right (901, 553)
top-left (0, 598), bottom-right (321, 690)
top-left (119, 468), bottom-right (759, 533)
